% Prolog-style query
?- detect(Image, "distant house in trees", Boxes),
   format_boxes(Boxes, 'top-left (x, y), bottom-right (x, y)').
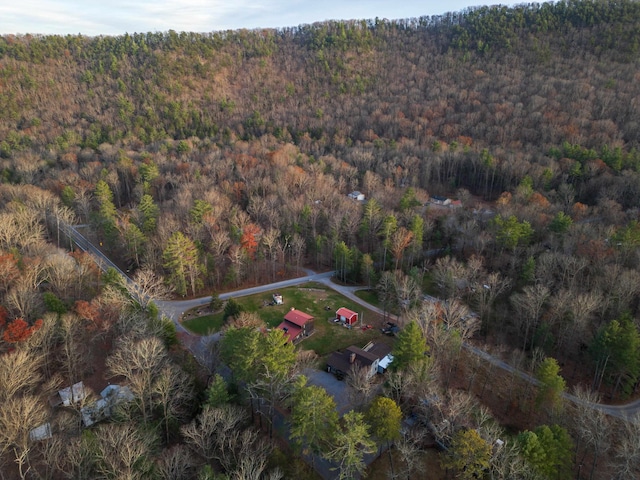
top-left (81, 384), bottom-right (135, 427)
top-left (430, 195), bottom-right (451, 206)
top-left (335, 307), bottom-right (358, 325)
top-left (348, 191), bottom-right (365, 201)
top-left (50, 381), bottom-right (89, 407)
top-left (277, 308), bottom-right (314, 342)
top-left (326, 342), bottom-right (393, 380)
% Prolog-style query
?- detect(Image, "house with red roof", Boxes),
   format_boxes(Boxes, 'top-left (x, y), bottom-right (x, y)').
top-left (335, 307), bottom-right (358, 325)
top-left (277, 308), bottom-right (314, 343)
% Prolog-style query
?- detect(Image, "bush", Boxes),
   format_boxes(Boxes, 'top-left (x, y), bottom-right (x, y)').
top-left (223, 298), bottom-right (244, 322)
top-left (43, 292), bottom-right (67, 315)
top-left (209, 293), bottom-right (223, 312)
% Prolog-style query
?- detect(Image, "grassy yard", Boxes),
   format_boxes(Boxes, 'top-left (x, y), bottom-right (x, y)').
top-left (354, 289), bottom-right (380, 307)
top-left (181, 283), bottom-right (392, 356)
top-left (181, 313), bottom-right (225, 335)
top-left (355, 289), bottom-right (402, 317)
top-left (302, 319), bottom-right (387, 356)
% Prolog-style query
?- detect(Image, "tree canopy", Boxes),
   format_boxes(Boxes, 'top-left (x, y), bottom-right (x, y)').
top-left (390, 321), bottom-right (428, 371)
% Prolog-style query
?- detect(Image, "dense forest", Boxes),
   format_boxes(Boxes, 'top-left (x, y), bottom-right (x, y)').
top-left (3, 0), bottom-right (640, 478)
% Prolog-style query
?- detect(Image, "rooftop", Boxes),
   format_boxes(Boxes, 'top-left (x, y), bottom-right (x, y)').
top-left (277, 321), bottom-right (302, 342)
top-left (327, 343), bottom-right (389, 375)
top-left (284, 308), bottom-right (314, 326)
top-left (336, 307), bottom-right (357, 318)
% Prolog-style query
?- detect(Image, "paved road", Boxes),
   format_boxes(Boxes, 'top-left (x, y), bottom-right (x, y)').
top-left (464, 345), bottom-right (640, 420)
top-left (63, 222), bottom-right (640, 420)
top-left (312, 279), bottom-right (399, 323)
top-left (156, 275), bottom-right (640, 420)
top-left (155, 271), bottom-right (334, 322)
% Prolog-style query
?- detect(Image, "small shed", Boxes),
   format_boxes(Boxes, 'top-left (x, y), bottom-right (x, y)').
top-left (377, 354), bottom-right (394, 374)
top-left (348, 191), bottom-right (365, 201)
top-left (336, 307), bottom-right (358, 325)
top-left (50, 381), bottom-right (89, 407)
top-left (273, 293), bottom-right (283, 305)
top-left (29, 423), bottom-right (52, 441)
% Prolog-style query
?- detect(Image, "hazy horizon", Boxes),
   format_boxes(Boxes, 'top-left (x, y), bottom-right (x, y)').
top-left (1, 1), bottom-right (517, 36)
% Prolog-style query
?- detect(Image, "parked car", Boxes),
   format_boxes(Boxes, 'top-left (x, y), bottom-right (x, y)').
top-left (381, 325), bottom-right (400, 336)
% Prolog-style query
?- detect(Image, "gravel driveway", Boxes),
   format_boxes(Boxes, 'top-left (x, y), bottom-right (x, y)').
top-left (304, 368), bottom-right (352, 415)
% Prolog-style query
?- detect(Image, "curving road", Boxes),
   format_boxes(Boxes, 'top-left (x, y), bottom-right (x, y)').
top-left (63, 222), bottom-right (640, 420)
top-left (155, 275), bottom-right (640, 420)
top-left (154, 270), bottom-right (335, 323)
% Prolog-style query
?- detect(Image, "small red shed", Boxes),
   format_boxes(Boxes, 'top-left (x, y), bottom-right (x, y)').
top-left (336, 307), bottom-right (358, 325)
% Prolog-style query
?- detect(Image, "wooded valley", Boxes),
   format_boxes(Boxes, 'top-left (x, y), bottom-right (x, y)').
top-left (2, 1), bottom-right (640, 478)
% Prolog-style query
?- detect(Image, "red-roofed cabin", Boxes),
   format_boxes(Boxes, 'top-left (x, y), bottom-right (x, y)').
top-left (277, 308), bottom-right (314, 343)
top-left (336, 307), bottom-right (358, 325)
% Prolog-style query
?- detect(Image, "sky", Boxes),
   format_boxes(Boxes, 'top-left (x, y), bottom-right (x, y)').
top-left (0, 1), bottom-right (511, 37)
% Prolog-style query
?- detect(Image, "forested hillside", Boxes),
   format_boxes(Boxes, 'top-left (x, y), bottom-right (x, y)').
top-left (3, 1), bottom-right (640, 478)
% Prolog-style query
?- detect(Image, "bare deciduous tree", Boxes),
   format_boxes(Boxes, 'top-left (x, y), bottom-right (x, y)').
top-left (393, 270), bottom-right (421, 316)
top-left (94, 423), bottom-right (158, 480)
top-left (127, 267), bottom-right (175, 308)
top-left (0, 349), bottom-right (42, 403)
top-left (59, 312), bottom-right (91, 384)
top-left (5, 279), bottom-right (42, 320)
top-left (153, 364), bottom-right (194, 441)
top-left (610, 415), bottom-right (640, 480)
top-left (230, 439), bottom-right (277, 480)
top-left (23, 312), bottom-right (58, 378)
top-left (396, 430), bottom-right (425, 480)
top-left (571, 386), bottom-right (611, 480)
top-left (489, 437), bottom-right (534, 480)
top-left (422, 390), bottom-right (476, 446)
top-left (470, 271), bottom-right (511, 328)
top-left (441, 298), bottom-right (479, 342)
top-left (155, 445), bottom-right (196, 480)
top-left (225, 311), bottom-right (265, 330)
top-left (0, 206), bottom-right (45, 253)
top-left (34, 433), bottom-right (67, 480)
top-left (601, 265), bottom-right (640, 316)
top-left (432, 256), bottom-right (468, 300)
top-left (294, 349), bottom-right (319, 374)
top-left (181, 405), bottom-right (249, 465)
top-left (390, 227), bottom-right (413, 270)
top-left (44, 252), bottom-right (78, 300)
top-left (385, 358), bottom-right (438, 408)
top-left (510, 284), bottom-right (550, 351)
top-left (346, 363), bottom-right (375, 410)
top-left (106, 336), bottom-right (168, 422)
top-left (261, 227), bottom-right (280, 281)
top-left (0, 395), bottom-right (48, 480)
top-left (291, 232), bottom-right (306, 273)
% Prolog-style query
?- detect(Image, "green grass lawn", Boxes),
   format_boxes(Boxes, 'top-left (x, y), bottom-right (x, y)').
top-left (181, 282), bottom-right (391, 355)
top-left (302, 320), bottom-right (385, 356)
top-left (354, 289), bottom-right (379, 307)
top-left (181, 313), bottom-right (225, 335)
top-left (354, 288), bottom-right (401, 317)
